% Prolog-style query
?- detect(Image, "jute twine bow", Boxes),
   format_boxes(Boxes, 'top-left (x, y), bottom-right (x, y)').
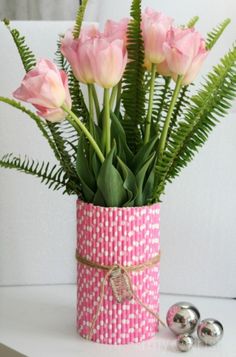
top-left (76, 250), bottom-right (166, 340)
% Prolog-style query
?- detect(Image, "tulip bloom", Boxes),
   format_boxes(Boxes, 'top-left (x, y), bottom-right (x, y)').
top-left (157, 60), bottom-right (172, 77)
top-left (79, 23), bottom-right (100, 42)
top-left (13, 59), bottom-right (71, 122)
top-left (90, 38), bottom-right (128, 88)
top-left (61, 22), bottom-right (128, 88)
top-left (142, 7), bottom-right (173, 64)
top-left (61, 25), bottom-right (99, 84)
top-left (104, 18), bottom-right (129, 44)
top-left (163, 27), bottom-right (208, 84)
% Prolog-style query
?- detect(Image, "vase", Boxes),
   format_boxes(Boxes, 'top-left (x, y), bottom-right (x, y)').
top-left (76, 199), bottom-right (161, 345)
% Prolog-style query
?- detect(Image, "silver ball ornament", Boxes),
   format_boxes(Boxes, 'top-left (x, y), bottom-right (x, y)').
top-left (177, 334), bottom-right (194, 352)
top-left (197, 318), bottom-right (224, 346)
top-left (166, 301), bottom-right (200, 335)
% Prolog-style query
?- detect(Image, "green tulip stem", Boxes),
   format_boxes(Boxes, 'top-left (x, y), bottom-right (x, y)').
top-left (158, 75), bottom-right (183, 158)
top-left (103, 88), bottom-right (111, 155)
top-left (144, 63), bottom-right (157, 144)
top-left (88, 84), bottom-right (95, 136)
top-left (91, 84), bottom-right (100, 119)
top-left (61, 104), bottom-right (105, 164)
top-left (109, 85), bottom-right (118, 110)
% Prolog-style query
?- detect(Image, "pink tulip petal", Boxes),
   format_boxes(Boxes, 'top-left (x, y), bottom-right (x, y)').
top-left (60, 70), bottom-right (72, 109)
top-left (183, 51), bottom-right (208, 85)
top-left (142, 8), bottom-right (173, 65)
top-left (163, 42), bottom-right (192, 75)
top-left (37, 107), bottom-right (66, 122)
top-left (157, 60), bottom-right (172, 76)
top-left (13, 58), bottom-right (71, 123)
top-left (104, 18), bottom-right (129, 44)
top-left (90, 38), bottom-right (127, 88)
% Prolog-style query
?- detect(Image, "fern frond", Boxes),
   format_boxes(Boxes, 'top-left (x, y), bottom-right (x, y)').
top-left (55, 37), bottom-right (70, 72)
top-left (3, 19), bottom-right (36, 72)
top-left (167, 85), bottom-right (191, 140)
top-left (154, 46), bottom-right (236, 201)
top-left (122, 0), bottom-right (145, 153)
top-left (73, 0), bottom-right (88, 38)
top-left (0, 97), bottom-right (60, 158)
top-left (187, 16), bottom-right (200, 28)
top-left (0, 154), bottom-right (73, 193)
top-left (0, 96), bottom-right (79, 192)
top-left (46, 121), bottom-right (78, 177)
top-left (152, 77), bottom-right (172, 133)
top-left (206, 19), bottom-right (231, 50)
top-left (68, 71), bottom-right (89, 122)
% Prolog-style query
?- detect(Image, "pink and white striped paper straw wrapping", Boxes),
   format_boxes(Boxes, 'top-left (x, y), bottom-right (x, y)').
top-left (76, 200), bottom-right (160, 344)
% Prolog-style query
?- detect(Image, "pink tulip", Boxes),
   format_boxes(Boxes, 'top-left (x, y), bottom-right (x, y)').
top-left (163, 27), bottom-right (208, 84)
top-left (182, 40), bottom-right (208, 85)
top-left (89, 38), bottom-right (128, 88)
top-left (144, 58), bottom-right (152, 71)
top-left (104, 18), bottom-right (129, 44)
top-left (142, 7), bottom-right (173, 64)
top-left (157, 60), bottom-right (172, 77)
top-left (13, 59), bottom-right (71, 122)
top-left (79, 23), bottom-right (100, 42)
top-left (61, 26), bottom-right (99, 84)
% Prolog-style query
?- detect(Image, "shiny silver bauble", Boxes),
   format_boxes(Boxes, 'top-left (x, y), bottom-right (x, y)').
top-left (177, 334), bottom-right (194, 352)
top-left (166, 301), bottom-right (200, 335)
top-left (197, 318), bottom-right (224, 346)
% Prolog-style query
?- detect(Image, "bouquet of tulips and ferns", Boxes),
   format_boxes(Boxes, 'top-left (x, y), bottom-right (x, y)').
top-left (0, 0), bottom-right (236, 207)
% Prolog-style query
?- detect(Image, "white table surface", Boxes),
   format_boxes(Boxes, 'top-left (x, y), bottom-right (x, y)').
top-left (0, 285), bottom-right (235, 357)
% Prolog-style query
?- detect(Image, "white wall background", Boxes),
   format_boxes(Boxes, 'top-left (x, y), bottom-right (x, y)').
top-left (0, 0), bottom-right (236, 298)
top-left (0, 0), bottom-right (99, 20)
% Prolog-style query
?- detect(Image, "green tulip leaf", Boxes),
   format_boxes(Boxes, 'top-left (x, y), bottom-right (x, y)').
top-left (97, 144), bottom-right (127, 207)
top-left (130, 136), bottom-right (158, 174)
top-left (142, 168), bottom-right (155, 203)
top-left (117, 156), bottom-right (137, 206)
top-left (135, 152), bottom-right (156, 206)
top-left (111, 111), bottom-right (133, 163)
top-left (91, 151), bottom-right (101, 179)
top-left (76, 135), bottom-right (96, 193)
top-left (93, 188), bottom-right (106, 206)
top-left (78, 176), bottom-right (95, 202)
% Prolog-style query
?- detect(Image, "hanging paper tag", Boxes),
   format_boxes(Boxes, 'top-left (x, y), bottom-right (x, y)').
top-left (109, 266), bottom-right (133, 303)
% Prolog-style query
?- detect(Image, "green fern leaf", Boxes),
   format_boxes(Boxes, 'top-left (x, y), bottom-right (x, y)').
top-left (122, 0), bottom-right (145, 153)
top-left (68, 70), bottom-right (89, 122)
top-left (187, 16), bottom-right (200, 28)
top-left (3, 19), bottom-right (36, 72)
top-left (166, 84), bottom-right (191, 140)
top-left (73, 0), bottom-right (88, 38)
top-left (0, 97), bottom-right (60, 158)
top-left (55, 37), bottom-right (70, 72)
top-left (0, 97), bottom-right (79, 192)
top-left (206, 19), bottom-right (231, 50)
top-left (154, 46), bottom-right (236, 201)
top-left (46, 121), bottom-right (78, 177)
top-left (152, 77), bottom-right (172, 135)
top-left (0, 153), bottom-right (75, 193)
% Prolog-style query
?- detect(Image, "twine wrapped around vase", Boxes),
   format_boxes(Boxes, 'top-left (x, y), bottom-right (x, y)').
top-left (76, 251), bottom-right (165, 340)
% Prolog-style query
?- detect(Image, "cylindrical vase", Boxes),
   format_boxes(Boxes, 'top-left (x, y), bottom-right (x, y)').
top-left (76, 200), bottom-right (160, 344)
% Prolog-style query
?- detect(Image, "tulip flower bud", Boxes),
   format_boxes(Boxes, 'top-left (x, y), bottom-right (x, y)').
top-left (163, 27), bottom-right (208, 85)
top-left (13, 59), bottom-right (71, 122)
top-left (142, 7), bottom-right (173, 64)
